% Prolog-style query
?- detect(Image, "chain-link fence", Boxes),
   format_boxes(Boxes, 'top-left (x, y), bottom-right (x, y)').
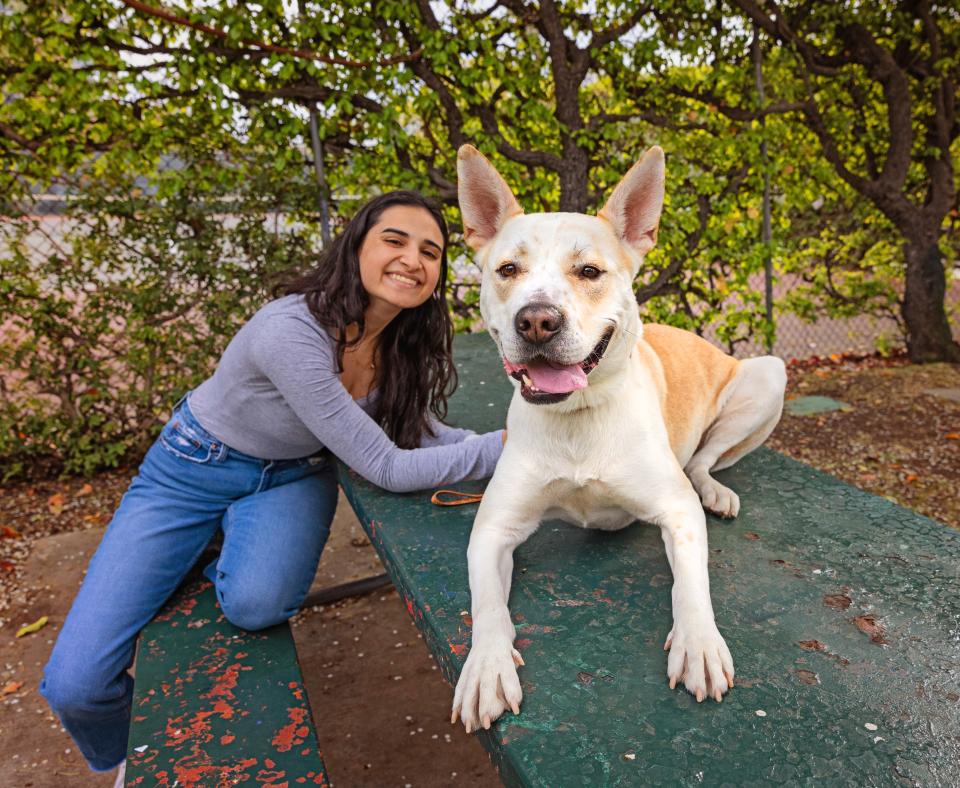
top-left (702, 268), bottom-right (960, 360)
top-left (6, 209), bottom-right (960, 365)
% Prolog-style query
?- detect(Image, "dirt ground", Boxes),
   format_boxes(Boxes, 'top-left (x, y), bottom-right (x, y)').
top-left (1, 352), bottom-right (958, 787)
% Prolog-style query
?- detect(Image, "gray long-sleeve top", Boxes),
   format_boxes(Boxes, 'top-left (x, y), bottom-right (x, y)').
top-left (189, 295), bottom-right (503, 493)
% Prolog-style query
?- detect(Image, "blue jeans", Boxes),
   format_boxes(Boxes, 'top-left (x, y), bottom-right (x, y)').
top-left (40, 396), bottom-right (338, 772)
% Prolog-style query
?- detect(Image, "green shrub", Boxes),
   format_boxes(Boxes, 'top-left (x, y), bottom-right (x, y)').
top-left (0, 159), bottom-right (321, 479)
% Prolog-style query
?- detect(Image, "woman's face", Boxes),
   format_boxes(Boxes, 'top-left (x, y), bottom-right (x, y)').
top-left (358, 205), bottom-right (444, 316)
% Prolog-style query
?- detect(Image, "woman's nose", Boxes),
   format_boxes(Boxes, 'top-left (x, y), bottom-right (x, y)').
top-left (398, 247), bottom-right (418, 269)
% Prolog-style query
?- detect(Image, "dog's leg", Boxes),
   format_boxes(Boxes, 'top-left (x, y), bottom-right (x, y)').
top-left (452, 473), bottom-right (542, 733)
top-left (630, 469), bottom-right (734, 702)
top-left (685, 356), bottom-right (786, 518)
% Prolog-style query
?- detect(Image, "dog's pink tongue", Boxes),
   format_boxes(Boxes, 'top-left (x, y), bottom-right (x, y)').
top-left (526, 360), bottom-right (588, 394)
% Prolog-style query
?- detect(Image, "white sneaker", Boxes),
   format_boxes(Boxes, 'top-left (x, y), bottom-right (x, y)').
top-left (113, 759), bottom-right (126, 788)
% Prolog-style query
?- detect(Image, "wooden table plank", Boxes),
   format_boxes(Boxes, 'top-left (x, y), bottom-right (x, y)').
top-left (339, 332), bottom-right (960, 786)
top-left (126, 579), bottom-right (329, 787)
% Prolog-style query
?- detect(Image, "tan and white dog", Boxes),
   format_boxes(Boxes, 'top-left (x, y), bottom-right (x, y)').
top-left (450, 145), bottom-right (787, 732)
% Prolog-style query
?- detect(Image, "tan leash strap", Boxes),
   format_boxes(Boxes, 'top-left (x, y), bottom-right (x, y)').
top-left (430, 489), bottom-right (484, 506)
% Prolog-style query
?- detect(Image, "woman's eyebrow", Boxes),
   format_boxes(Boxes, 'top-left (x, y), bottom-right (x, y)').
top-left (381, 227), bottom-right (442, 252)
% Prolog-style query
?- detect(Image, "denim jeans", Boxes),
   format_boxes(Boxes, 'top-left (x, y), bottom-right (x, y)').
top-left (40, 396), bottom-right (338, 772)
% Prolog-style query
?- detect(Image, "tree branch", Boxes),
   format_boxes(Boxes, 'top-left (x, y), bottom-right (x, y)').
top-left (120, 0), bottom-right (422, 68)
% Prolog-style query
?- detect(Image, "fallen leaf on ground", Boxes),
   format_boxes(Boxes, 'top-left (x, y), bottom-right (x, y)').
top-left (946, 433), bottom-right (960, 440)
top-left (0, 560), bottom-right (15, 572)
top-left (1, 525), bottom-right (20, 539)
top-left (2, 681), bottom-right (24, 695)
top-left (16, 616), bottom-right (49, 638)
top-left (77, 483), bottom-right (94, 497)
top-left (47, 493), bottom-right (65, 515)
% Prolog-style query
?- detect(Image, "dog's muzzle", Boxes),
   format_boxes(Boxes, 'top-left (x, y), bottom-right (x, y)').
top-left (503, 326), bottom-right (615, 405)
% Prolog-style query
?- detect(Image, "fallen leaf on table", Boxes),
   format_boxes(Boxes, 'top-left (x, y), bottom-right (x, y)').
top-left (16, 616), bottom-right (49, 638)
top-left (2, 681), bottom-right (24, 695)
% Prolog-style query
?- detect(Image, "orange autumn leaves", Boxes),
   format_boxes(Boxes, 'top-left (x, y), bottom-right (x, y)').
top-left (46, 483), bottom-right (93, 516)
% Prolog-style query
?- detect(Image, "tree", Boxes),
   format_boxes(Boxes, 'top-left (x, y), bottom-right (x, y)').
top-left (707, 0), bottom-right (960, 362)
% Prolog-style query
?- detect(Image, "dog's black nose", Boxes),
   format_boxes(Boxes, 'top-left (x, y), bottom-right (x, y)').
top-left (514, 303), bottom-right (563, 345)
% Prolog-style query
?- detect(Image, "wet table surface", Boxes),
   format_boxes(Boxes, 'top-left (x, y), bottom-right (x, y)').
top-left (338, 332), bottom-right (960, 787)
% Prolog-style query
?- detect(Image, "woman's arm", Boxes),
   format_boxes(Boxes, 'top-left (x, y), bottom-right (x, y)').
top-left (419, 417), bottom-right (477, 447)
top-left (252, 315), bottom-right (502, 493)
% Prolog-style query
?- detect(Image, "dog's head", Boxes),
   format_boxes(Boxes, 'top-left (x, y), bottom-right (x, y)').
top-left (457, 145), bottom-right (665, 405)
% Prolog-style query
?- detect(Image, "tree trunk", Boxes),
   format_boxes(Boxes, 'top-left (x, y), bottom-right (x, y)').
top-left (902, 235), bottom-right (960, 363)
top-left (557, 139), bottom-right (589, 213)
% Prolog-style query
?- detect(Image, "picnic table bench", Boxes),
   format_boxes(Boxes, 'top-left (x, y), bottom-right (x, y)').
top-left (339, 332), bottom-right (960, 786)
top-left (123, 577), bottom-right (329, 786)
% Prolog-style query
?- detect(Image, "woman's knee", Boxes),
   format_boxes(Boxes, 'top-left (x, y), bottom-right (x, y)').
top-left (41, 663), bottom-right (131, 717)
top-left (215, 581), bottom-right (294, 631)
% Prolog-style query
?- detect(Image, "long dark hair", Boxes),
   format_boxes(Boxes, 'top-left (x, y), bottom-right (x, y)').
top-left (278, 190), bottom-right (457, 449)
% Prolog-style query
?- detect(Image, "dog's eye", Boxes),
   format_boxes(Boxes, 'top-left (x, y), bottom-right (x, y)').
top-left (579, 265), bottom-right (603, 280)
top-left (497, 263), bottom-right (518, 278)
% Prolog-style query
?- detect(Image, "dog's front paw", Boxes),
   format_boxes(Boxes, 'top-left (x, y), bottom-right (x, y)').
top-left (664, 621), bottom-right (734, 702)
top-left (451, 639), bottom-right (524, 733)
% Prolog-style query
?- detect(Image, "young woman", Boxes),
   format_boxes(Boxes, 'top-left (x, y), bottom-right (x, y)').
top-left (40, 191), bottom-right (504, 776)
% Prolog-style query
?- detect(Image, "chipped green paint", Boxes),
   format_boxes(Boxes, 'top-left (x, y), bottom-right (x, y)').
top-left (339, 333), bottom-right (960, 787)
top-left (125, 579), bottom-right (329, 787)
top-left (783, 395), bottom-right (853, 416)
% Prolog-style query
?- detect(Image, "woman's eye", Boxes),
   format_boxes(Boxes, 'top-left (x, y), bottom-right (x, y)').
top-left (579, 265), bottom-right (602, 280)
top-left (497, 263), bottom-right (518, 278)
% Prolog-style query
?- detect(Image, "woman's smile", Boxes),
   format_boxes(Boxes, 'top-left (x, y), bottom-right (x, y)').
top-left (386, 271), bottom-right (422, 288)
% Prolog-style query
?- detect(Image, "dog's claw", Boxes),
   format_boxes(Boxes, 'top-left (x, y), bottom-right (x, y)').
top-left (696, 689), bottom-right (705, 703)
top-left (511, 701), bottom-right (520, 715)
top-left (482, 715), bottom-right (491, 730)
top-left (512, 649), bottom-right (525, 667)
top-left (714, 689), bottom-right (722, 702)
top-left (668, 676), bottom-right (677, 690)
top-left (725, 671), bottom-right (735, 688)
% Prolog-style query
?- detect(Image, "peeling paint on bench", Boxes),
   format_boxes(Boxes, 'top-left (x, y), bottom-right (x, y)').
top-left (125, 579), bottom-right (329, 787)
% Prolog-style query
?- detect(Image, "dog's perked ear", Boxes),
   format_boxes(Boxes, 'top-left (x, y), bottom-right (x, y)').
top-left (457, 145), bottom-right (524, 251)
top-left (598, 146), bottom-right (665, 259)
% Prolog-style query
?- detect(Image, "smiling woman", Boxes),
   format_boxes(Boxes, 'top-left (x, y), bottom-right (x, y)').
top-left (39, 191), bottom-right (505, 781)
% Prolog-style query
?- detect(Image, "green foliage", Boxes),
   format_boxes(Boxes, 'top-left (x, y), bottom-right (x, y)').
top-left (2, 0), bottom-right (958, 475)
top-left (0, 153), bottom-right (321, 478)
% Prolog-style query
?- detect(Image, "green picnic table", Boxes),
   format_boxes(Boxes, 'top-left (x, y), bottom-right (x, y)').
top-left (339, 333), bottom-right (960, 786)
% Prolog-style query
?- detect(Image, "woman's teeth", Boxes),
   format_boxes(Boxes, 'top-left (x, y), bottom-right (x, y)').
top-left (388, 273), bottom-right (418, 286)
